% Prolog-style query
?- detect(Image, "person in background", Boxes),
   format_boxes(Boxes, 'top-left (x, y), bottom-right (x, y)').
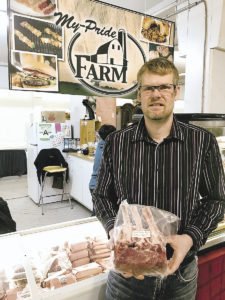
top-left (0, 197), bottom-right (16, 234)
top-left (92, 57), bottom-right (225, 300)
top-left (89, 124), bottom-right (116, 215)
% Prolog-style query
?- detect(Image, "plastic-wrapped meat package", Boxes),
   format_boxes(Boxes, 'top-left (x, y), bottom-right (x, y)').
top-left (113, 201), bottom-right (180, 277)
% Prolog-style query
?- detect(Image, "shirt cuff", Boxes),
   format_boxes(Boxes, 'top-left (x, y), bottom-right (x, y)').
top-left (105, 217), bottom-right (116, 238)
top-left (182, 225), bottom-right (204, 250)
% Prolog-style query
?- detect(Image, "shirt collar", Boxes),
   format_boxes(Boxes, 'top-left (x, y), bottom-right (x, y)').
top-left (132, 115), bottom-right (184, 142)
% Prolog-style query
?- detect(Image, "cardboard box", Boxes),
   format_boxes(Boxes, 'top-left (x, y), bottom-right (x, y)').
top-left (80, 120), bottom-right (95, 145)
top-left (41, 111), bottom-right (66, 123)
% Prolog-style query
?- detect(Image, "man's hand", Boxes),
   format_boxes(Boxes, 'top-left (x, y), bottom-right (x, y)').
top-left (166, 234), bottom-right (193, 275)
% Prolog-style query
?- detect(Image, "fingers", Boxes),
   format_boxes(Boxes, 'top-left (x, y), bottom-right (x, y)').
top-left (165, 234), bottom-right (194, 275)
top-left (134, 274), bottom-right (145, 280)
top-left (122, 272), bottom-right (133, 278)
top-left (167, 259), bottom-right (180, 275)
top-left (165, 234), bottom-right (177, 246)
top-left (166, 251), bottom-right (184, 275)
top-left (121, 272), bottom-right (145, 280)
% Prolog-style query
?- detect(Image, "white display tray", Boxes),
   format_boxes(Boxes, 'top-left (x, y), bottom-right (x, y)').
top-left (0, 218), bottom-right (108, 300)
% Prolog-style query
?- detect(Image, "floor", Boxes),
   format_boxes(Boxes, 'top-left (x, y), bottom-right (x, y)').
top-left (0, 175), bottom-right (92, 231)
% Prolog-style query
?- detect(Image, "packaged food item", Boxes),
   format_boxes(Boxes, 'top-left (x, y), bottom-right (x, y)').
top-left (42, 251), bottom-right (72, 278)
top-left (71, 258), bottom-right (90, 268)
top-left (72, 262), bottom-right (103, 280)
top-left (88, 238), bottom-right (111, 262)
top-left (17, 287), bottom-right (31, 300)
top-left (12, 272), bottom-right (27, 290)
top-left (0, 281), bottom-right (5, 300)
top-left (113, 201), bottom-right (180, 277)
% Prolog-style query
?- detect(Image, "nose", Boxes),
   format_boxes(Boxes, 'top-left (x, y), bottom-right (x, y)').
top-left (151, 87), bottom-right (161, 96)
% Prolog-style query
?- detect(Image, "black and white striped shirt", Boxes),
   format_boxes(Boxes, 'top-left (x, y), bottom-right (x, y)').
top-left (93, 116), bottom-right (225, 250)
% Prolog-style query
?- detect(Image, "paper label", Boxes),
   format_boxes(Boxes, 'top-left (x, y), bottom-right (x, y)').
top-left (132, 230), bottom-right (151, 238)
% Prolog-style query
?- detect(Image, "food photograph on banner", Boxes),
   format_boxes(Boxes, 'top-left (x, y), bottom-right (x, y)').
top-left (8, 0), bottom-right (175, 97)
top-left (10, 0), bottom-right (57, 17)
top-left (148, 44), bottom-right (174, 62)
top-left (10, 51), bottom-right (58, 91)
top-left (140, 16), bottom-right (173, 45)
top-left (12, 14), bottom-right (63, 59)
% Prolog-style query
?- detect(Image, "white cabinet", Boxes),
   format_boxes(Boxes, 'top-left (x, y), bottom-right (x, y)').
top-left (67, 154), bottom-right (94, 211)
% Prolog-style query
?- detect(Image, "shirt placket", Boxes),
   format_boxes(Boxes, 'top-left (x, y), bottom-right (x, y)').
top-left (153, 143), bottom-right (160, 206)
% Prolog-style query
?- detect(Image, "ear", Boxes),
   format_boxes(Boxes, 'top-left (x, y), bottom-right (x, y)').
top-left (137, 89), bottom-right (141, 103)
top-left (174, 85), bottom-right (180, 101)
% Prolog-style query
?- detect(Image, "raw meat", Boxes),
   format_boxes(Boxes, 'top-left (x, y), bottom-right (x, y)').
top-left (113, 203), bottom-right (167, 277)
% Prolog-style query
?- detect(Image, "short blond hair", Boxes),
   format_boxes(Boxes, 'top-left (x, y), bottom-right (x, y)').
top-left (137, 57), bottom-right (179, 85)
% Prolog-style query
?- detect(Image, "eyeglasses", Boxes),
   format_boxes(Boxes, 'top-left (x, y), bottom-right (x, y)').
top-left (139, 84), bottom-right (176, 95)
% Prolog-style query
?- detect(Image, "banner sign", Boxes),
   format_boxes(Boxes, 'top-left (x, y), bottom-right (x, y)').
top-left (8, 0), bottom-right (175, 98)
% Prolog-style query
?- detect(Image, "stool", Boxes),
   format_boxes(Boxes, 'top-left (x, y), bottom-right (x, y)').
top-left (38, 165), bottom-right (73, 215)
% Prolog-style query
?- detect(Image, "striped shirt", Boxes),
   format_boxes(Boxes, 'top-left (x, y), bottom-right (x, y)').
top-left (93, 116), bottom-right (225, 250)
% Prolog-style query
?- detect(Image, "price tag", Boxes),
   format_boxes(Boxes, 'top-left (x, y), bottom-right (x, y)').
top-left (132, 230), bottom-right (151, 238)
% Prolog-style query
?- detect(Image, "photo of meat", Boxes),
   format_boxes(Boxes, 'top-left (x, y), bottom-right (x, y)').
top-left (13, 14), bottom-right (63, 59)
top-left (149, 43), bottom-right (174, 62)
top-left (10, 51), bottom-right (59, 92)
top-left (140, 16), bottom-right (172, 46)
top-left (10, 0), bottom-right (57, 17)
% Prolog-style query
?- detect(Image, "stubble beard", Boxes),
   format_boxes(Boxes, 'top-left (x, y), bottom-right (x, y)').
top-left (146, 110), bottom-right (173, 122)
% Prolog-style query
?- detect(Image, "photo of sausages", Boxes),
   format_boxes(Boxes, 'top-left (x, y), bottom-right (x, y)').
top-left (13, 14), bottom-right (64, 60)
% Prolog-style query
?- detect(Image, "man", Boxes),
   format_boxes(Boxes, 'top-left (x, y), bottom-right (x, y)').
top-left (92, 58), bottom-right (225, 299)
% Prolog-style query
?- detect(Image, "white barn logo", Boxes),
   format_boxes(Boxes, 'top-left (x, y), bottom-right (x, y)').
top-left (68, 29), bottom-right (145, 96)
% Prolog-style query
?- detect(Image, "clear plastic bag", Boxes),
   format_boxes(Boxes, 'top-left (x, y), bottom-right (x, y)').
top-left (112, 200), bottom-right (180, 277)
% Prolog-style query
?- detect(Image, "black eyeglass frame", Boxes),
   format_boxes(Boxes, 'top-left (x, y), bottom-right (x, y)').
top-left (138, 84), bottom-right (177, 93)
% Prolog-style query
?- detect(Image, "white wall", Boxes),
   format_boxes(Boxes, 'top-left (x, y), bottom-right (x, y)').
top-left (0, 90), bottom-right (70, 149)
top-left (175, 0), bottom-right (225, 113)
top-left (98, 0), bottom-right (159, 13)
top-left (206, 49), bottom-right (225, 113)
top-left (69, 95), bottom-right (86, 138)
top-left (176, 2), bottom-right (205, 112)
top-left (203, 0), bottom-right (225, 113)
top-left (0, 9), bottom-right (8, 90)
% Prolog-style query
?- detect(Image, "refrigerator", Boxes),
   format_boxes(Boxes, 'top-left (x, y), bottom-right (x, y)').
top-left (27, 122), bottom-right (72, 204)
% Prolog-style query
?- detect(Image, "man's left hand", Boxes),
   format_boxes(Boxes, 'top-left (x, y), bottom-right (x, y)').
top-left (166, 234), bottom-right (193, 275)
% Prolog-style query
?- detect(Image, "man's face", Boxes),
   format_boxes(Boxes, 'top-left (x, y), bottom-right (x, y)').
top-left (138, 72), bottom-right (179, 121)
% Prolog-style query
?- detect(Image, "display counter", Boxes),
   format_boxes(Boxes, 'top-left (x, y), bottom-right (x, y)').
top-left (0, 217), bottom-right (224, 300)
top-left (0, 218), bottom-right (108, 300)
top-left (68, 152), bottom-right (94, 162)
top-left (66, 153), bottom-right (94, 211)
top-left (199, 221), bottom-right (225, 252)
top-left (197, 221), bottom-right (225, 300)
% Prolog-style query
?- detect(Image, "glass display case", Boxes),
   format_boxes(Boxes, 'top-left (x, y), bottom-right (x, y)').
top-left (0, 217), bottom-right (224, 300)
top-left (175, 113), bottom-right (225, 168)
top-left (0, 218), bottom-right (109, 300)
top-left (0, 234), bottom-right (32, 300)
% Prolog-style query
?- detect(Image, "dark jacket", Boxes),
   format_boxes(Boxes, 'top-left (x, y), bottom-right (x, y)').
top-left (0, 197), bottom-right (16, 234)
top-left (34, 148), bottom-right (69, 187)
